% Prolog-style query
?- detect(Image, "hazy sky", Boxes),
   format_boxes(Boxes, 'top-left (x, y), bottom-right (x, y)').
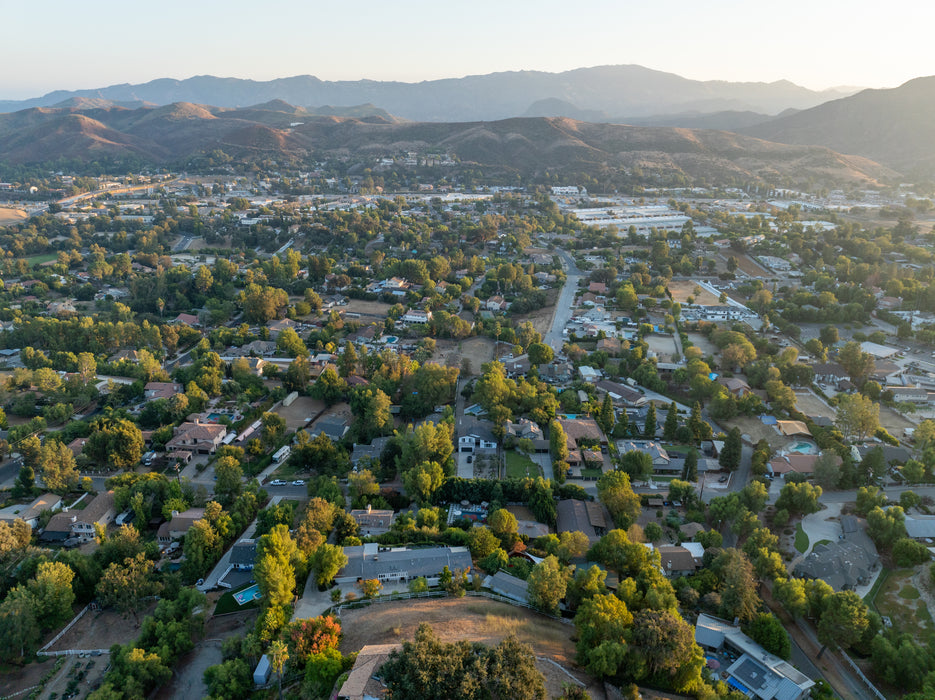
top-left (3, 0), bottom-right (933, 99)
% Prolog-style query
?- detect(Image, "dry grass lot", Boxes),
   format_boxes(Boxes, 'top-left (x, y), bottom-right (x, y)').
top-left (338, 597), bottom-right (603, 698)
top-left (879, 406), bottom-right (916, 439)
top-left (668, 279), bottom-right (720, 306)
top-left (724, 252), bottom-right (770, 278)
top-left (792, 391), bottom-right (836, 421)
top-left (274, 395), bottom-right (326, 432)
top-left (683, 332), bottom-right (719, 356)
top-left (645, 333), bottom-right (679, 362)
top-left (47, 604), bottom-right (157, 652)
top-left (344, 299), bottom-right (394, 317)
top-left (456, 336), bottom-right (497, 375)
top-left (721, 415), bottom-right (787, 449)
top-left (0, 207), bottom-right (27, 224)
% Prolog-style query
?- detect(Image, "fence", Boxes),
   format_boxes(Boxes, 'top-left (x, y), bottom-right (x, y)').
top-left (841, 652), bottom-right (887, 700)
top-left (37, 648), bottom-right (109, 657)
top-left (38, 604), bottom-right (90, 653)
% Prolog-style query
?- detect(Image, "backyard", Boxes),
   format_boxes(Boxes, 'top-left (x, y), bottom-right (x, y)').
top-left (866, 566), bottom-right (935, 643)
top-left (505, 451), bottom-right (542, 479)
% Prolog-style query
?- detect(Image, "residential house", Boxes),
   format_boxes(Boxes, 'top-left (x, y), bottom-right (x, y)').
top-left (334, 543), bottom-right (472, 585)
top-left (558, 417), bottom-right (607, 450)
top-left (695, 614), bottom-right (815, 700)
top-left (767, 453), bottom-right (841, 479)
top-left (458, 418), bottom-right (498, 453)
top-left (349, 505), bottom-right (395, 536)
top-left (484, 571), bottom-right (530, 604)
top-left (501, 354), bottom-right (531, 378)
top-left (266, 318), bottom-right (297, 338)
top-left (578, 365), bottom-right (601, 383)
top-left (588, 281), bottom-right (607, 295)
top-left (0, 493), bottom-right (62, 529)
top-left (717, 377), bottom-right (753, 398)
top-left (794, 539), bottom-right (879, 591)
top-left (157, 508), bottom-right (207, 544)
top-left (401, 309), bottom-right (432, 324)
top-left (313, 418), bottom-right (349, 441)
top-left (657, 545), bottom-right (698, 577)
top-left (596, 337), bottom-right (621, 355)
top-left (173, 312), bottom-right (200, 327)
top-left (595, 379), bottom-right (646, 407)
top-left (351, 436), bottom-right (391, 466)
top-left (616, 440), bottom-right (673, 472)
top-left (811, 363), bottom-right (852, 391)
top-left (556, 499), bottom-right (608, 543)
top-left (166, 420), bottom-right (228, 454)
top-left (230, 539), bottom-right (257, 570)
top-left (42, 490), bottom-right (116, 543)
top-left (486, 295), bottom-right (508, 312)
top-left (144, 381), bottom-right (182, 401)
top-left (504, 418), bottom-right (548, 452)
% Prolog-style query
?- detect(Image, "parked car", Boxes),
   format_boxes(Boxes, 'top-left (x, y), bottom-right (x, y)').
top-left (291, 480), bottom-right (305, 486)
top-left (270, 479), bottom-right (286, 486)
top-left (467, 455), bottom-right (473, 463)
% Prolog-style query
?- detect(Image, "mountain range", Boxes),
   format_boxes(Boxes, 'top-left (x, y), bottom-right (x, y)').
top-left (0, 100), bottom-right (894, 187)
top-left (0, 65), bottom-right (854, 123)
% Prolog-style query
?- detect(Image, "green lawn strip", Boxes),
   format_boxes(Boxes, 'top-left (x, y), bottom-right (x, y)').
top-left (505, 451), bottom-right (540, 479)
top-left (814, 539), bottom-right (831, 548)
top-left (864, 567), bottom-right (891, 606)
top-left (794, 523), bottom-right (809, 554)
top-left (214, 581), bottom-right (262, 615)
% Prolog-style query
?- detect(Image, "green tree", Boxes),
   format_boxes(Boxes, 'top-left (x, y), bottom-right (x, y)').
top-left (310, 543), bottom-right (348, 588)
top-left (550, 420), bottom-right (569, 463)
top-left (597, 470), bottom-right (641, 528)
top-left (276, 327), bottom-right (309, 358)
top-left (488, 508), bottom-right (518, 539)
top-left (836, 393), bottom-right (880, 442)
top-left (662, 402), bottom-right (679, 441)
top-left (626, 609), bottom-right (705, 692)
top-left (745, 613), bottom-right (791, 659)
top-left (0, 587), bottom-right (41, 662)
top-left (620, 450), bottom-right (653, 481)
top-left (204, 659), bottom-right (253, 699)
top-left (599, 393), bottom-right (615, 436)
top-left (12, 462), bottom-right (36, 499)
top-left (682, 449), bottom-right (698, 482)
top-left (719, 427), bottom-right (743, 471)
top-left (255, 524), bottom-right (298, 607)
top-left (573, 593), bottom-right (633, 677)
top-left (818, 591), bottom-right (869, 654)
top-left (29, 561), bottom-right (75, 629)
top-left (402, 460), bottom-right (445, 504)
top-left (310, 367), bottom-right (348, 405)
top-left (689, 401), bottom-right (709, 442)
top-left (350, 386), bottom-right (392, 442)
top-left (96, 552), bottom-right (156, 622)
top-left (527, 555), bottom-right (569, 615)
top-left (86, 415), bottom-right (144, 469)
top-left (643, 403), bottom-right (657, 439)
top-left (775, 481), bottom-right (822, 516)
top-left (527, 342), bottom-right (554, 367)
top-left (213, 456), bottom-right (243, 505)
top-left (39, 440), bottom-right (80, 493)
top-left (715, 548), bottom-right (759, 623)
top-left (838, 341), bottom-right (874, 385)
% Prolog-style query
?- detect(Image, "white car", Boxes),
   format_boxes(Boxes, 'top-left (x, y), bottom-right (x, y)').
top-left (291, 480), bottom-right (305, 486)
top-left (270, 479), bottom-right (286, 486)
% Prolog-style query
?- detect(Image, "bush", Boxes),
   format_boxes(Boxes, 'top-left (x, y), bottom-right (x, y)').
top-left (893, 538), bottom-right (930, 567)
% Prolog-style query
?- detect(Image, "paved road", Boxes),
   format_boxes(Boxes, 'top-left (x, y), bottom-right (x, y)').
top-left (543, 249), bottom-right (582, 352)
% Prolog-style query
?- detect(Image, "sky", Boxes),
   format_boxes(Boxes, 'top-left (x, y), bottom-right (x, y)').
top-left (3, 0), bottom-right (934, 99)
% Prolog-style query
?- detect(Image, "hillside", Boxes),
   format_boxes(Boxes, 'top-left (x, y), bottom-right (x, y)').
top-left (0, 65), bottom-right (855, 122)
top-left (742, 76), bottom-right (935, 173)
top-left (0, 101), bottom-right (896, 186)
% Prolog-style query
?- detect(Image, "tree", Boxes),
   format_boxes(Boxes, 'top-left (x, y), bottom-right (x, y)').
top-left (718, 427), bottom-right (742, 471)
top-left (914, 419), bottom-right (935, 450)
top-left (836, 393), bottom-right (880, 442)
top-left (838, 341), bottom-right (875, 385)
top-left (620, 450), bottom-right (653, 481)
top-left (183, 518), bottom-right (221, 580)
top-left (29, 561), bottom-right (75, 629)
top-left (204, 659), bottom-right (252, 699)
top-left (39, 440), bottom-right (79, 493)
top-left (745, 613), bottom-right (791, 659)
top-left (715, 549), bottom-right (759, 623)
top-left (813, 452), bottom-right (842, 490)
top-left (689, 401), bottom-right (709, 442)
top-left (597, 470), bottom-right (641, 528)
top-left (867, 506), bottom-right (907, 550)
top-left (261, 411), bottom-right (287, 447)
top-left (599, 393), bottom-right (615, 436)
top-left (86, 415), bottom-right (144, 469)
top-left (310, 543), bottom-right (348, 588)
top-left (820, 325), bottom-right (839, 347)
top-left (626, 609), bottom-right (705, 691)
top-left (359, 578), bottom-right (382, 598)
top-left (682, 449), bottom-right (698, 482)
top-left (348, 469), bottom-right (380, 503)
top-left (96, 552), bottom-right (156, 622)
top-left (403, 460), bottom-right (445, 504)
top-left (310, 367), bottom-right (348, 405)
top-left (574, 594), bottom-right (632, 677)
top-left (556, 530), bottom-right (591, 563)
top-left (12, 462), bottom-right (36, 499)
top-left (527, 555), bottom-right (569, 615)
top-left (663, 402), bottom-right (679, 441)
top-left (550, 420), bottom-right (569, 463)
top-left (468, 526), bottom-right (501, 559)
top-left (488, 508), bottom-right (518, 539)
top-left (255, 524), bottom-right (297, 607)
top-left (643, 403), bottom-right (657, 439)
top-left (350, 386), bottom-right (392, 442)
top-left (0, 587), bottom-right (41, 662)
top-left (214, 456), bottom-right (243, 505)
top-left (268, 639), bottom-right (289, 700)
top-left (775, 481), bottom-right (822, 516)
top-left (818, 591), bottom-right (869, 653)
top-left (527, 342), bottom-right (553, 367)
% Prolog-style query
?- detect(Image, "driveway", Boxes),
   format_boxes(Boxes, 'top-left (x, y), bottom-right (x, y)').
top-left (456, 451), bottom-right (474, 479)
top-left (198, 495), bottom-right (281, 592)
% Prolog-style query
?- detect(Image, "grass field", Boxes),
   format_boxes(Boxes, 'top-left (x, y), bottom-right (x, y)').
top-left (867, 568), bottom-right (934, 643)
top-left (794, 523), bottom-right (809, 553)
top-left (505, 451), bottom-right (541, 479)
top-left (26, 252), bottom-right (57, 266)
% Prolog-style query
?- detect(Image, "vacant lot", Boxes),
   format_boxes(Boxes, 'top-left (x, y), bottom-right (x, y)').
top-left (683, 331), bottom-right (719, 356)
top-left (0, 207), bottom-right (27, 225)
top-left (869, 567), bottom-right (934, 644)
top-left (879, 406), bottom-right (915, 439)
top-left (645, 333), bottom-right (678, 362)
top-left (344, 299), bottom-right (393, 317)
top-left (721, 415), bottom-right (786, 449)
top-left (274, 395), bottom-right (327, 431)
top-left (338, 597), bottom-right (602, 698)
top-left (47, 605), bottom-right (156, 652)
top-left (458, 336), bottom-right (497, 375)
top-left (722, 252), bottom-right (771, 278)
top-left (669, 279), bottom-right (720, 306)
top-left (792, 390), bottom-right (836, 421)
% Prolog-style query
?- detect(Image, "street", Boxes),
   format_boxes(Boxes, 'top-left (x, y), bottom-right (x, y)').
top-left (543, 249), bottom-right (582, 352)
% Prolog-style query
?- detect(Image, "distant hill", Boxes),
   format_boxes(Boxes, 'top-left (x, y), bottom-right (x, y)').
top-left (0, 65), bottom-right (855, 122)
top-left (0, 100), bottom-right (896, 187)
top-left (617, 110), bottom-right (794, 131)
top-left (741, 76), bottom-right (935, 173)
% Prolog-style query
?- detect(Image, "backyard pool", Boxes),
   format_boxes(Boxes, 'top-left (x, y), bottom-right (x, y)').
top-left (788, 440), bottom-right (819, 455)
top-left (383, 336), bottom-right (399, 344)
top-left (205, 413), bottom-right (226, 422)
top-left (233, 583), bottom-right (262, 606)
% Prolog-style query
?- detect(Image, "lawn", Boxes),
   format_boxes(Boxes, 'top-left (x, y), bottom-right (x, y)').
top-left (867, 567), bottom-right (933, 643)
top-left (214, 581), bottom-right (262, 615)
top-left (505, 451), bottom-right (541, 479)
top-left (794, 523), bottom-right (809, 554)
top-left (26, 252), bottom-right (58, 266)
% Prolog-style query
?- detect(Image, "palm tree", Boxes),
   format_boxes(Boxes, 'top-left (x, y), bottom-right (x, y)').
top-left (268, 639), bottom-right (288, 700)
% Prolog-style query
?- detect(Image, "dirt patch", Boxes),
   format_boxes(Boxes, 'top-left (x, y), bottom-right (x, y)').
top-left (337, 597), bottom-right (602, 698)
top-left (669, 280), bottom-right (720, 306)
top-left (683, 332), bottom-right (719, 357)
top-left (344, 299), bottom-right (394, 318)
top-left (645, 334), bottom-right (678, 362)
top-left (0, 207), bottom-right (27, 225)
top-left (0, 656), bottom-right (57, 699)
top-left (513, 289), bottom-right (560, 337)
top-left (47, 604), bottom-right (157, 652)
top-left (878, 406), bottom-right (915, 439)
top-left (505, 504), bottom-right (537, 521)
top-left (722, 252), bottom-right (771, 278)
top-left (792, 391), bottom-right (836, 421)
top-left (456, 336), bottom-right (497, 376)
top-left (274, 395), bottom-right (327, 432)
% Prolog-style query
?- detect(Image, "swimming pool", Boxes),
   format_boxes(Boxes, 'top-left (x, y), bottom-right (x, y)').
top-left (383, 336), bottom-right (399, 344)
top-left (205, 413), bottom-right (225, 422)
top-left (788, 440), bottom-right (819, 455)
top-left (233, 583), bottom-right (262, 605)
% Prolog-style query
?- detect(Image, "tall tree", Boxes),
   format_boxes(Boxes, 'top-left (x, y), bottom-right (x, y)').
top-left (643, 403), bottom-right (657, 439)
top-left (597, 470), bottom-right (641, 528)
top-left (682, 448), bottom-right (698, 481)
top-left (662, 402), bottom-right (679, 441)
top-left (255, 524), bottom-right (297, 608)
top-left (719, 427), bottom-right (743, 471)
top-left (599, 393), bottom-right (615, 436)
top-left (527, 555), bottom-right (569, 616)
top-left (835, 393), bottom-right (880, 442)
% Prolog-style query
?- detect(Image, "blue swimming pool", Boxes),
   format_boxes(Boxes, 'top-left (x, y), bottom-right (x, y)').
top-left (233, 583), bottom-right (262, 605)
top-left (788, 440), bottom-right (818, 455)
